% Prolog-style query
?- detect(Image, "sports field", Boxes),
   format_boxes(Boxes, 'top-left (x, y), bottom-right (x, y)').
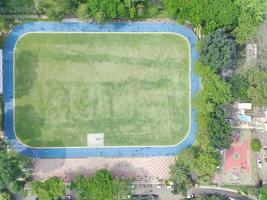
top-left (14, 33), bottom-right (190, 147)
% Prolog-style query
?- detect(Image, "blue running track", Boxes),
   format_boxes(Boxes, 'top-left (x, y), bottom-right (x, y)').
top-left (3, 22), bottom-right (199, 158)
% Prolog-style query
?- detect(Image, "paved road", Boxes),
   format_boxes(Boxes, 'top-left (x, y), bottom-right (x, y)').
top-left (189, 187), bottom-right (252, 200)
top-left (132, 183), bottom-right (181, 200)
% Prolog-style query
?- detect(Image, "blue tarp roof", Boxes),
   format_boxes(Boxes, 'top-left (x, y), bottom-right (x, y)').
top-left (238, 114), bottom-right (252, 123)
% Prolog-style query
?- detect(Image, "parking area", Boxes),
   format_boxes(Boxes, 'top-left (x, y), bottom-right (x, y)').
top-left (131, 184), bottom-right (180, 200)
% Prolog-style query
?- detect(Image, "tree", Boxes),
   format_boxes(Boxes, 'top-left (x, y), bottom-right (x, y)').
top-left (0, 139), bottom-right (8, 153)
top-left (76, 3), bottom-right (91, 20)
top-left (72, 169), bottom-right (132, 200)
top-left (170, 162), bottom-right (193, 196)
top-left (73, 169), bottom-right (114, 200)
top-left (207, 108), bottom-right (232, 149)
top-left (247, 69), bottom-right (267, 107)
top-left (229, 74), bottom-right (249, 102)
top-left (11, 180), bottom-right (25, 193)
top-left (113, 179), bottom-right (131, 200)
top-left (195, 146), bottom-right (220, 178)
top-left (234, 0), bottom-right (265, 44)
top-left (194, 62), bottom-right (232, 144)
top-left (30, 177), bottom-right (65, 200)
top-left (200, 29), bottom-right (236, 72)
top-left (117, 3), bottom-right (127, 18)
top-left (41, 0), bottom-right (78, 20)
top-left (0, 154), bottom-right (23, 189)
top-left (129, 7), bottom-right (136, 19)
top-left (0, 192), bottom-right (11, 200)
top-left (88, 0), bottom-right (118, 22)
top-left (250, 138), bottom-right (262, 152)
top-left (163, 0), bottom-right (238, 34)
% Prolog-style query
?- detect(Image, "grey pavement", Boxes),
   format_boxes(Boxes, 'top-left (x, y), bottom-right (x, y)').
top-left (132, 183), bottom-right (181, 200)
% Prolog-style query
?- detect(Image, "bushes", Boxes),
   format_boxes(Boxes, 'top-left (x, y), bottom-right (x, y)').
top-left (250, 138), bottom-right (262, 152)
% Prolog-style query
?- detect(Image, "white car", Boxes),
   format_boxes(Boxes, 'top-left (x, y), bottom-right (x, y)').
top-left (257, 159), bottom-right (263, 168)
top-left (156, 184), bottom-right (163, 189)
top-left (187, 194), bottom-right (194, 199)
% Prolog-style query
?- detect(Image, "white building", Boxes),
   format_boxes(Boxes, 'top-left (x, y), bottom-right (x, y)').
top-left (237, 103), bottom-right (252, 110)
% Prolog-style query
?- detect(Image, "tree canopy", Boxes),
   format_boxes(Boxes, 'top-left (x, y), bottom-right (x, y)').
top-left (229, 74), bottom-right (249, 102)
top-left (194, 62), bottom-right (232, 146)
top-left (170, 162), bottom-right (193, 196)
top-left (0, 154), bottom-right (23, 189)
top-left (163, 0), bottom-right (238, 34)
top-left (200, 29), bottom-right (236, 71)
top-left (30, 177), bottom-right (66, 200)
top-left (0, 192), bottom-right (11, 200)
top-left (234, 0), bottom-right (265, 44)
top-left (163, 0), bottom-right (265, 42)
top-left (40, 0), bottom-right (79, 20)
top-left (250, 138), bottom-right (262, 152)
top-left (72, 169), bottom-right (131, 200)
top-left (247, 68), bottom-right (267, 107)
top-left (207, 108), bottom-right (232, 149)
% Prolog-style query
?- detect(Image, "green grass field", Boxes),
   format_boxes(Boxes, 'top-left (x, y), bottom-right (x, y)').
top-left (14, 33), bottom-right (190, 147)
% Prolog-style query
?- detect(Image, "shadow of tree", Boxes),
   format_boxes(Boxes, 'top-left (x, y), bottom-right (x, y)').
top-left (15, 50), bottom-right (38, 98)
top-left (15, 105), bottom-right (44, 146)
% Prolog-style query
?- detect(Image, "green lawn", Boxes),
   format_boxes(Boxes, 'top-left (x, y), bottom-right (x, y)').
top-left (14, 33), bottom-right (190, 147)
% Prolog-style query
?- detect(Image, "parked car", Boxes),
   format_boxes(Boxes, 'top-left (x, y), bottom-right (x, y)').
top-left (257, 159), bottom-right (263, 168)
top-left (187, 193), bottom-right (195, 199)
top-left (151, 194), bottom-right (159, 199)
top-left (156, 184), bottom-right (163, 189)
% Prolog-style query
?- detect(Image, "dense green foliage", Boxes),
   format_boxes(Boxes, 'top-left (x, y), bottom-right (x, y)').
top-left (40, 0), bottom-right (80, 20)
top-left (207, 108), bottom-right (232, 149)
top-left (72, 169), bottom-right (131, 200)
top-left (0, 192), bottom-right (12, 200)
top-left (171, 146), bottom-right (221, 194)
top-left (170, 162), bottom-right (192, 196)
top-left (200, 29), bottom-right (236, 71)
top-left (0, 0), bottom-right (36, 14)
top-left (194, 62), bottom-right (232, 147)
top-left (163, 0), bottom-right (238, 34)
top-left (229, 74), bottom-right (249, 102)
top-left (11, 180), bottom-right (25, 193)
top-left (247, 68), bottom-right (267, 107)
top-left (39, 0), bottom-right (148, 21)
top-left (234, 0), bottom-right (265, 44)
top-left (30, 177), bottom-right (66, 200)
top-left (250, 138), bottom-right (262, 152)
top-left (163, 0), bottom-right (265, 42)
top-left (0, 154), bottom-right (23, 189)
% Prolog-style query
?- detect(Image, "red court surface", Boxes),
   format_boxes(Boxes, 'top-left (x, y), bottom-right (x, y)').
top-left (221, 131), bottom-right (255, 185)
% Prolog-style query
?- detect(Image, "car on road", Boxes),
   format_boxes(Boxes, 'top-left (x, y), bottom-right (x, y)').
top-left (187, 193), bottom-right (195, 199)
